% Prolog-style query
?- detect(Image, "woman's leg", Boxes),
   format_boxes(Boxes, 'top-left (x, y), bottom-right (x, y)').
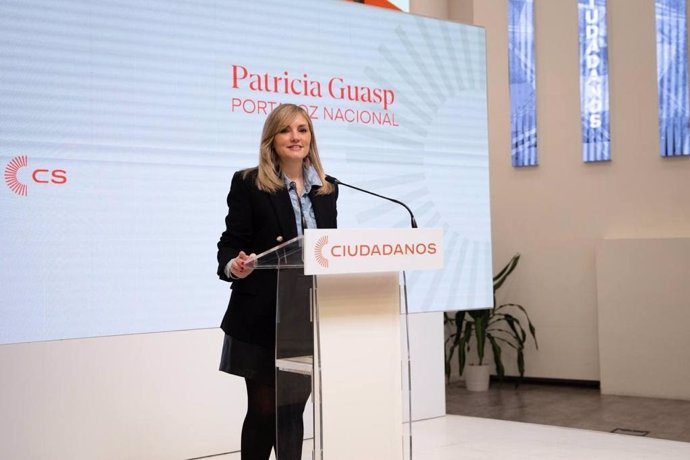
top-left (241, 378), bottom-right (275, 460)
top-left (275, 372), bottom-right (312, 460)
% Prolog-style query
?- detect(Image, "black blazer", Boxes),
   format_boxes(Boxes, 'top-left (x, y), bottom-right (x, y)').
top-left (217, 168), bottom-right (338, 347)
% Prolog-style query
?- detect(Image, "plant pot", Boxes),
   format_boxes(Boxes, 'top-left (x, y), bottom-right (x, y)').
top-left (464, 364), bottom-right (490, 391)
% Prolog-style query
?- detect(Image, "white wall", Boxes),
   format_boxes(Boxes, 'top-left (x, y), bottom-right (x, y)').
top-left (0, 316), bottom-right (444, 459)
top-left (420, 0), bottom-right (690, 385)
top-left (596, 238), bottom-right (690, 400)
top-left (0, 329), bottom-right (241, 460)
top-left (409, 0), bottom-right (449, 21)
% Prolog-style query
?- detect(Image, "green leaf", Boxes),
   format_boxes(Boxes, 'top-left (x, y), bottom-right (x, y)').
top-left (458, 336), bottom-right (466, 376)
top-left (502, 314), bottom-right (527, 346)
top-left (445, 341), bottom-right (455, 376)
top-left (488, 335), bottom-right (505, 380)
top-left (470, 310), bottom-right (490, 364)
top-left (487, 332), bottom-right (520, 350)
top-left (493, 253), bottom-right (520, 292)
top-left (442, 253), bottom-right (537, 385)
top-left (455, 311), bottom-right (465, 344)
top-left (499, 303), bottom-right (538, 349)
top-left (458, 321), bottom-right (473, 376)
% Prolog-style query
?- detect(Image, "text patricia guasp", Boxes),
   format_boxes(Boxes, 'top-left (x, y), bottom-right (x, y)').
top-left (230, 65), bottom-right (399, 127)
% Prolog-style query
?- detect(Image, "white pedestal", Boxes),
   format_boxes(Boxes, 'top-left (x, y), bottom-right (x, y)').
top-left (315, 272), bottom-right (404, 460)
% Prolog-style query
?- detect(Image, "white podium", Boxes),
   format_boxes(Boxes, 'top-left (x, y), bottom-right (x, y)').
top-left (253, 228), bottom-right (443, 460)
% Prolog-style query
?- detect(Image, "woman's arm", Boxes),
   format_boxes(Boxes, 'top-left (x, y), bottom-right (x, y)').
top-left (216, 170), bottom-right (254, 281)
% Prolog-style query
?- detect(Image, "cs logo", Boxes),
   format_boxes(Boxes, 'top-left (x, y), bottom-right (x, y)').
top-left (314, 235), bottom-right (329, 268)
top-left (4, 155), bottom-right (68, 197)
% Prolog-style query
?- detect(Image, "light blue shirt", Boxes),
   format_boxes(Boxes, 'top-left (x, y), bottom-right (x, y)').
top-left (284, 165), bottom-right (321, 236)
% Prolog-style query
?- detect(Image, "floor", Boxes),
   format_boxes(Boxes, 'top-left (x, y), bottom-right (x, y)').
top-left (211, 415), bottom-right (690, 460)
top-left (445, 381), bottom-right (690, 443)
top-left (205, 382), bottom-right (690, 459)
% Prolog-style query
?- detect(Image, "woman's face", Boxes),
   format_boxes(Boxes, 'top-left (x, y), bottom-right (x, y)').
top-left (272, 114), bottom-right (311, 166)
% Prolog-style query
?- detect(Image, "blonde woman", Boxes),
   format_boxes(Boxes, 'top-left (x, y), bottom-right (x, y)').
top-left (217, 104), bottom-right (337, 459)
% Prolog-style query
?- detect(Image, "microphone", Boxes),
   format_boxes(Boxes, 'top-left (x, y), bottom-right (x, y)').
top-left (289, 181), bottom-right (309, 234)
top-left (325, 175), bottom-right (418, 228)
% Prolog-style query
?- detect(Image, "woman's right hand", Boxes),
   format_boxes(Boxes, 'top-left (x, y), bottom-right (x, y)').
top-left (229, 251), bottom-right (256, 279)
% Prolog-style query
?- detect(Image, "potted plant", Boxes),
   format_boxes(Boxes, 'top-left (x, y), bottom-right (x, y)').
top-left (444, 253), bottom-right (538, 390)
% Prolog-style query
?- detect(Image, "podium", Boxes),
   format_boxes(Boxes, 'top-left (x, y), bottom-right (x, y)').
top-left (252, 229), bottom-right (443, 460)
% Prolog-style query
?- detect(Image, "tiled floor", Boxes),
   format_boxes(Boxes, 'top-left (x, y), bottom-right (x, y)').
top-left (446, 381), bottom-right (690, 443)
top-left (211, 415), bottom-right (690, 459)
top-left (203, 382), bottom-right (690, 459)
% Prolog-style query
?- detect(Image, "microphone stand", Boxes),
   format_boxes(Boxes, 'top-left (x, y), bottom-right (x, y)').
top-left (325, 175), bottom-right (418, 228)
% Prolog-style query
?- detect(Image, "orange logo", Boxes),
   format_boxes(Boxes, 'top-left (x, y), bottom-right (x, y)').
top-left (314, 235), bottom-right (329, 268)
top-left (4, 155), bottom-right (28, 196)
top-left (4, 155), bottom-right (68, 196)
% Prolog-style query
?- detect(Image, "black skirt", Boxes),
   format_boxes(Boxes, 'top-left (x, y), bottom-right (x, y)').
top-left (219, 334), bottom-right (275, 385)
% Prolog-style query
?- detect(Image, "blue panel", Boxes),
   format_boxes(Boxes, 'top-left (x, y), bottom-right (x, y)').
top-left (579, 0), bottom-right (611, 162)
top-left (656, 0), bottom-right (690, 157)
top-left (508, 0), bottom-right (538, 167)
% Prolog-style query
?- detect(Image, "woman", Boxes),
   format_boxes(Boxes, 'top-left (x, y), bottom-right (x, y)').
top-left (216, 104), bottom-right (338, 459)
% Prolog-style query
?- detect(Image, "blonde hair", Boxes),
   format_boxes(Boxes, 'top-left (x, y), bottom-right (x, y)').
top-left (244, 104), bottom-right (334, 195)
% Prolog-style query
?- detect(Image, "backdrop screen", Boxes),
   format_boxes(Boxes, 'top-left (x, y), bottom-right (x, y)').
top-left (0, 0), bottom-right (492, 344)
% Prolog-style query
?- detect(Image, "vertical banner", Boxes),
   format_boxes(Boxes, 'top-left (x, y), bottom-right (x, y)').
top-left (579, 0), bottom-right (611, 162)
top-left (508, 0), bottom-right (538, 167)
top-left (655, 0), bottom-right (690, 157)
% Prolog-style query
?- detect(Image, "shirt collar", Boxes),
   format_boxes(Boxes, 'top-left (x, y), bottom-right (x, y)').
top-left (283, 164), bottom-right (322, 195)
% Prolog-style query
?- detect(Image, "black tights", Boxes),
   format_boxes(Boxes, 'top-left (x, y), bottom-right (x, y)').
top-left (241, 374), bottom-right (311, 460)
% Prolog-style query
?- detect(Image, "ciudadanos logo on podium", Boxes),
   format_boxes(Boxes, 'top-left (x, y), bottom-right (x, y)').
top-left (305, 228), bottom-right (443, 276)
top-left (4, 155), bottom-right (68, 197)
